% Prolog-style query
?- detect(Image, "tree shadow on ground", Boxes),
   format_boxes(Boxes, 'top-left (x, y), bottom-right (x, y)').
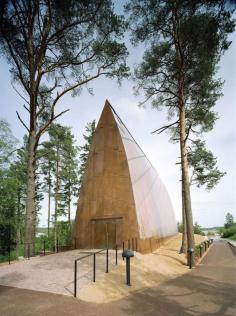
top-left (108, 273), bottom-right (236, 316)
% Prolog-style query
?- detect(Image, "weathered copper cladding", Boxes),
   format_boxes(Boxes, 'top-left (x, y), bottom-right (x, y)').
top-left (73, 101), bottom-right (177, 253)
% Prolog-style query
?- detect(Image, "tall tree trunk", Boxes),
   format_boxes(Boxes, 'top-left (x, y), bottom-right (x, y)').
top-left (179, 103), bottom-right (195, 266)
top-left (48, 167), bottom-right (51, 238)
top-left (16, 190), bottom-right (21, 258)
top-left (180, 178), bottom-right (187, 254)
top-left (172, 9), bottom-right (195, 264)
top-left (54, 150), bottom-right (59, 252)
top-left (68, 182), bottom-right (71, 224)
top-left (24, 131), bottom-right (36, 257)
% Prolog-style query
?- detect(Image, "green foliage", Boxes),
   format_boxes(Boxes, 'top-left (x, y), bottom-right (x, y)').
top-left (193, 222), bottom-right (205, 236)
top-left (126, 0), bottom-right (234, 149)
top-left (0, 0), bottom-right (129, 115)
top-left (224, 212), bottom-right (234, 228)
top-left (126, 2), bottom-right (234, 253)
top-left (0, 1), bottom-right (129, 251)
top-left (39, 123), bottom-right (79, 250)
top-left (177, 221), bottom-right (183, 233)
top-left (179, 221), bottom-right (205, 236)
top-left (41, 123), bottom-right (79, 219)
top-left (78, 120), bottom-right (96, 192)
top-left (0, 121), bottom-right (26, 253)
top-left (229, 234), bottom-right (236, 241)
top-left (0, 119), bottom-right (18, 167)
top-left (207, 231), bottom-right (215, 236)
top-left (126, 0), bottom-right (234, 120)
top-left (222, 224), bottom-right (236, 239)
top-left (57, 221), bottom-right (73, 246)
top-left (188, 139), bottom-right (226, 190)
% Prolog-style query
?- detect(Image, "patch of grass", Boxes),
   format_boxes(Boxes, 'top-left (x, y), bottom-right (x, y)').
top-left (229, 234), bottom-right (236, 241)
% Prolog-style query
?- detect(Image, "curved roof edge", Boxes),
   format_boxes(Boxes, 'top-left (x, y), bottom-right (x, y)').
top-left (107, 100), bottom-right (177, 238)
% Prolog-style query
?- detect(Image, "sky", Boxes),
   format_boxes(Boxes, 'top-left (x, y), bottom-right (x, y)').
top-left (0, 20), bottom-right (236, 229)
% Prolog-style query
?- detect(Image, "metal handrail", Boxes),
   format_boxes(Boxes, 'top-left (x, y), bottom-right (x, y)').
top-left (74, 248), bottom-right (108, 298)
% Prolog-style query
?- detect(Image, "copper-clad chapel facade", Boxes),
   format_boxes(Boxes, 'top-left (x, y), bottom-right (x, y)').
top-left (73, 101), bottom-right (177, 253)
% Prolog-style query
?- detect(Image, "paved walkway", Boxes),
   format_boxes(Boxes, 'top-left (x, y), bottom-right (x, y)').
top-left (0, 240), bottom-right (235, 316)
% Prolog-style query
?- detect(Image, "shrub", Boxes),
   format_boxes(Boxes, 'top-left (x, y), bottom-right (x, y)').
top-left (222, 224), bottom-right (236, 238)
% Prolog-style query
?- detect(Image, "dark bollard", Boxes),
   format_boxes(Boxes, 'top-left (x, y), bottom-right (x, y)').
top-left (187, 248), bottom-right (194, 269)
top-left (74, 260), bottom-right (77, 297)
top-left (93, 253), bottom-right (96, 282)
top-left (115, 244), bottom-right (118, 265)
top-left (28, 244), bottom-right (30, 260)
top-left (74, 237), bottom-right (77, 249)
top-left (43, 240), bottom-right (46, 256)
top-left (8, 245), bottom-right (11, 265)
top-left (128, 239), bottom-right (130, 249)
top-left (106, 248), bottom-right (109, 273)
top-left (122, 249), bottom-right (134, 286)
top-left (135, 238), bottom-right (138, 252)
top-left (201, 243), bottom-right (204, 253)
top-left (132, 238), bottom-right (134, 250)
top-left (8, 225), bottom-right (11, 264)
top-left (199, 244), bottom-right (203, 258)
top-left (204, 241), bottom-right (207, 252)
top-left (126, 257), bottom-right (131, 285)
top-left (122, 242), bottom-right (124, 260)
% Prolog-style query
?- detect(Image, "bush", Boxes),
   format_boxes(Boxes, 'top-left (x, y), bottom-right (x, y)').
top-left (222, 224), bottom-right (236, 239)
top-left (194, 222), bottom-right (205, 236)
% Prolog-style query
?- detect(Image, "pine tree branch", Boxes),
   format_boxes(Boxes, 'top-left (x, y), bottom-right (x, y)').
top-left (151, 120), bottom-right (179, 134)
top-left (36, 109), bottom-right (70, 146)
top-left (16, 111), bottom-right (29, 132)
top-left (11, 84), bottom-right (30, 105)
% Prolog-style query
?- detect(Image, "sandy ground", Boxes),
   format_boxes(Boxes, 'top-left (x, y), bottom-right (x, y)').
top-left (79, 234), bottom-right (205, 303)
top-left (0, 234), bottom-right (205, 304)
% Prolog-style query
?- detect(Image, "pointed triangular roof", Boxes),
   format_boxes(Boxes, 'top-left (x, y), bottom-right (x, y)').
top-left (105, 100), bottom-right (177, 238)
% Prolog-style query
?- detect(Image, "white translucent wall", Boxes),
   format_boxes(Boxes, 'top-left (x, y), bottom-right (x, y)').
top-left (112, 109), bottom-right (177, 239)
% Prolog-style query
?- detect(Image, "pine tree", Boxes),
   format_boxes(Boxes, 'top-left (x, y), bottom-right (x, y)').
top-left (126, 0), bottom-right (235, 265)
top-left (38, 142), bottom-right (55, 238)
top-left (78, 120), bottom-right (96, 192)
top-left (188, 140), bottom-right (226, 190)
top-left (0, 0), bottom-right (129, 256)
top-left (41, 124), bottom-right (79, 250)
top-left (0, 122), bottom-right (27, 256)
top-left (225, 212), bottom-right (234, 229)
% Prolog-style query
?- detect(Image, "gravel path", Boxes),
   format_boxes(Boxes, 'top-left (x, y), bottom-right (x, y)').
top-left (0, 249), bottom-right (118, 296)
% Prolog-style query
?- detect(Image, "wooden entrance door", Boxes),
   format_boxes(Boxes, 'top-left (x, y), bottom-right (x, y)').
top-left (93, 220), bottom-right (117, 249)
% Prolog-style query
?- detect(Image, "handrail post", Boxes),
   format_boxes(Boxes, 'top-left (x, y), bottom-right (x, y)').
top-left (115, 244), bottom-right (118, 265)
top-left (28, 244), bottom-right (30, 260)
top-left (93, 253), bottom-right (96, 282)
top-left (43, 240), bottom-right (46, 256)
top-left (8, 225), bottom-right (11, 264)
top-left (106, 248), bottom-right (108, 273)
top-left (8, 244), bottom-right (10, 265)
top-left (74, 260), bottom-right (77, 297)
